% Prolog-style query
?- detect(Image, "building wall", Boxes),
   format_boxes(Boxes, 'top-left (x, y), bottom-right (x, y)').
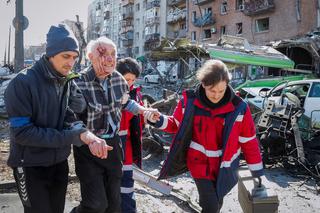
top-left (166, 0), bottom-right (187, 39)
top-left (133, 0), bottom-right (145, 57)
top-left (87, 0), bottom-right (120, 46)
top-left (188, 0), bottom-right (317, 45)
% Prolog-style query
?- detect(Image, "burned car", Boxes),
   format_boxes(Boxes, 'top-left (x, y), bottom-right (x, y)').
top-left (256, 81), bottom-right (320, 183)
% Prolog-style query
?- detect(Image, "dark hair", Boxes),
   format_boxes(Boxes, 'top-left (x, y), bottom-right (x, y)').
top-left (116, 57), bottom-right (141, 77)
top-left (196, 59), bottom-right (230, 86)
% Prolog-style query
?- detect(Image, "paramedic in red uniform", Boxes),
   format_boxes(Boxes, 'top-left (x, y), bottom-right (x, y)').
top-left (117, 57), bottom-right (144, 213)
top-left (144, 59), bottom-right (264, 213)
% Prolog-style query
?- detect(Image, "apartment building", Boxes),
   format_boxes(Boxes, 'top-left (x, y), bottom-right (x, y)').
top-left (166, 0), bottom-right (187, 40)
top-left (87, 0), bottom-right (121, 47)
top-left (132, 0), bottom-right (144, 58)
top-left (188, 0), bottom-right (317, 45)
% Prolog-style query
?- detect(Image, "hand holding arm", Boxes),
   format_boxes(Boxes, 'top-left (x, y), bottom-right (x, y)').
top-left (80, 131), bottom-right (113, 159)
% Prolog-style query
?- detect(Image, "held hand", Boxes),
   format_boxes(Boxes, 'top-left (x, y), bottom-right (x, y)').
top-left (143, 110), bottom-right (161, 123)
top-left (88, 140), bottom-right (113, 159)
top-left (80, 131), bottom-right (113, 159)
top-left (80, 131), bottom-right (98, 145)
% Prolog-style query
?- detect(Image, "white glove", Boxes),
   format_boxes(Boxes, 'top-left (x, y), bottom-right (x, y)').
top-left (144, 111), bottom-right (158, 123)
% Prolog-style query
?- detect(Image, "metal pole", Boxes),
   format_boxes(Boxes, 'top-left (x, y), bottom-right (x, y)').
top-left (317, 0), bottom-right (320, 28)
top-left (14, 0), bottom-right (24, 72)
top-left (8, 26), bottom-right (11, 65)
top-left (3, 46), bottom-right (7, 65)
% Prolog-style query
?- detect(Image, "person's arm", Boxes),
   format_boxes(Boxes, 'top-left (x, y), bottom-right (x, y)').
top-left (239, 106), bottom-right (264, 177)
top-left (145, 98), bottom-right (185, 134)
top-left (68, 80), bottom-right (87, 114)
top-left (64, 80), bottom-right (87, 139)
top-left (5, 76), bottom-right (87, 148)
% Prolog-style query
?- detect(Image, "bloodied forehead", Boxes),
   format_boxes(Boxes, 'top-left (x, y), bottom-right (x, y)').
top-left (94, 43), bottom-right (116, 57)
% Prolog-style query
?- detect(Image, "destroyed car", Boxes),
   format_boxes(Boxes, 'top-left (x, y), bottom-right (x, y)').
top-left (261, 79), bottom-right (320, 126)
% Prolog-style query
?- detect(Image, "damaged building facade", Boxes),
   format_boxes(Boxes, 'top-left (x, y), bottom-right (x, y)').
top-left (189, 0), bottom-right (320, 76)
top-left (86, 0), bottom-right (320, 76)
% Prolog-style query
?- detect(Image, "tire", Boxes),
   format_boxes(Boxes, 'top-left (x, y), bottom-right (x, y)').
top-left (145, 78), bottom-right (149, 83)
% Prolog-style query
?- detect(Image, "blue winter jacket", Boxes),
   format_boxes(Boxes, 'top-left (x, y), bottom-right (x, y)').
top-left (4, 56), bottom-right (85, 167)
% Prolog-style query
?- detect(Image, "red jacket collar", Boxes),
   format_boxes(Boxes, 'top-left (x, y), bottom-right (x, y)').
top-left (193, 98), bottom-right (235, 115)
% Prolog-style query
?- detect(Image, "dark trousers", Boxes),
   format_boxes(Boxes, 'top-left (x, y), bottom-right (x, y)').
top-left (121, 167), bottom-right (136, 213)
top-left (194, 179), bottom-right (223, 213)
top-left (72, 136), bottom-right (123, 213)
top-left (13, 160), bottom-right (69, 213)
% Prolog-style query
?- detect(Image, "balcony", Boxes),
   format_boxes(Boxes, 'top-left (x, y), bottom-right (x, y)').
top-left (192, 12), bottom-right (215, 27)
top-left (103, 11), bottom-right (110, 20)
top-left (192, 0), bottom-right (214, 6)
top-left (101, 28), bottom-right (110, 37)
top-left (121, 31), bottom-right (134, 40)
top-left (120, 26), bottom-right (133, 34)
top-left (145, 33), bottom-right (160, 42)
top-left (243, 0), bottom-right (275, 16)
top-left (103, 4), bottom-right (111, 12)
top-left (178, 29), bottom-right (187, 38)
top-left (167, 0), bottom-right (185, 7)
top-left (167, 8), bottom-right (187, 23)
top-left (123, 39), bottom-right (133, 47)
top-left (146, 0), bottom-right (160, 10)
top-left (167, 29), bottom-right (187, 39)
top-left (144, 42), bottom-right (160, 51)
top-left (122, 10), bottom-right (134, 19)
top-left (122, 0), bottom-right (134, 6)
top-left (145, 17), bottom-right (160, 26)
top-left (119, 48), bottom-right (133, 57)
top-left (121, 20), bottom-right (133, 28)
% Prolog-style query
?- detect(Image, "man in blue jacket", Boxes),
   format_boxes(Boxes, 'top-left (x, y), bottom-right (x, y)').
top-left (4, 24), bottom-right (111, 213)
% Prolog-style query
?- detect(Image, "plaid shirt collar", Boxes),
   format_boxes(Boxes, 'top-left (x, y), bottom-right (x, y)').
top-left (84, 65), bottom-right (114, 83)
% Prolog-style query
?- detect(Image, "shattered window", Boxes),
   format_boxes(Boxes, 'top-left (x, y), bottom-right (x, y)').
top-left (204, 29), bottom-right (211, 38)
top-left (270, 86), bottom-right (284, 97)
top-left (255, 17), bottom-right (269, 32)
top-left (309, 83), bottom-right (320, 97)
top-left (220, 26), bottom-right (226, 36)
top-left (236, 23), bottom-right (243, 35)
top-left (220, 2), bottom-right (228, 15)
top-left (236, 0), bottom-right (244, 11)
top-left (283, 84), bottom-right (310, 98)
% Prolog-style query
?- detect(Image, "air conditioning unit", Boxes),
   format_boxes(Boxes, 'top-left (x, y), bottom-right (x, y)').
top-left (239, 4), bottom-right (244, 11)
top-left (211, 27), bottom-right (217, 34)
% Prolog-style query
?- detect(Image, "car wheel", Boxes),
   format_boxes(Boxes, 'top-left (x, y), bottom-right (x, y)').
top-left (145, 78), bottom-right (149, 83)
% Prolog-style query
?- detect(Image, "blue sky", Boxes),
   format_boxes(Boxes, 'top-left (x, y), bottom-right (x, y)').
top-left (0, 0), bottom-right (92, 64)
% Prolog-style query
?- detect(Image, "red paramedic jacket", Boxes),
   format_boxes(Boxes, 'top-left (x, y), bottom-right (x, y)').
top-left (155, 87), bottom-right (263, 200)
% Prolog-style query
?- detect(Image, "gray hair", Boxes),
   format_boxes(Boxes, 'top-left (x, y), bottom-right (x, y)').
top-left (86, 37), bottom-right (117, 59)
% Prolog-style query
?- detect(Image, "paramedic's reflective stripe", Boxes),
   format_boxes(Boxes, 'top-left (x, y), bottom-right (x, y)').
top-left (118, 130), bottom-right (128, 136)
top-left (9, 117), bottom-right (31, 128)
top-left (190, 141), bottom-right (222, 157)
top-left (159, 116), bottom-right (169, 129)
top-left (248, 162), bottom-right (263, 171)
top-left (122, 165), bottom-right (133, 171)
top-left (236, 115), bottom-right (244, 122)
top-left (239, 135), bottom-right (256, 143)
top-left (174, 118), bottom-right (180, 127)
top-left (121, 187), bottom-right (134, 194)
top-left (220, 148), bottom-right (241, 168)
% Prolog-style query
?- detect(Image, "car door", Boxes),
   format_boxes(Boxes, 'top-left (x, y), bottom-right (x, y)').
top-left (304, 82), bottom-right (320, 124)
top-left (150, 71), bottom-right (159, 83)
